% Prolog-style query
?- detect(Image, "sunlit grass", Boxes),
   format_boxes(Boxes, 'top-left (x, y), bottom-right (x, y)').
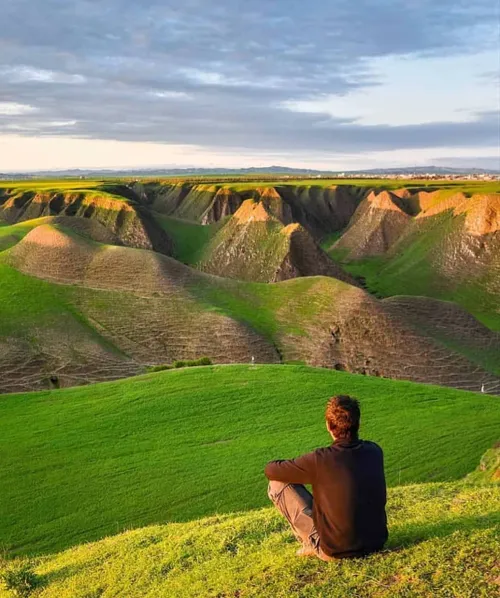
top-left (1, 365), bottom-right (498, 557)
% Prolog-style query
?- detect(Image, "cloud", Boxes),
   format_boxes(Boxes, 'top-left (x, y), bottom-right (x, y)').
top-left (0, 66), bottom-right (86, 84)
top-left (0, 0), bottom-right (498, 158)
top-left (0, 102), bottom-right (38, 116)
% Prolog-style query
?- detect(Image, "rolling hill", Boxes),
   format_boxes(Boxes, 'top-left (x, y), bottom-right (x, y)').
top-left (1, 218), bottom-right (500, 393)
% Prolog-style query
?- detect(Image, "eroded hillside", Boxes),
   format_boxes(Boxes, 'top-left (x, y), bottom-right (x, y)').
top-left (0, 217), bottom-right (499, 393)
top-left (198, 195), bottom-right (357, 283)
top-left (331, 188), bottom-right (500, 329)
top-left (0, 186), bottom-right (172, 254)
top-left (130, 180), bottom-right (365, 235)
top-left (1, 179), bottom-right (499, 393)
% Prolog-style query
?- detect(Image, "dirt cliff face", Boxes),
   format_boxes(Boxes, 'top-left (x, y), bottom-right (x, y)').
top-left (201, 187), bottom-right (244, 224)
top-left (198, 198), bottom-right (356, 283)
top-left (333, 190), bottom-right (412, 259)
top-left (128, 182), bottom-right (363, 237)
top-left (276, 184), bottom-right (364, 236)
top-left (454, 194), bottom-right (500, 236)
top-left (387, 193), bottom-right (500, 286)
top-left (0, 189), bottom-right (172, 255)
top-left (130, 182), bottom-right (244, 223)
top-left (334, 190), bottom-right (500, 268)
top-left (275, 223), bottom-right (356, 284)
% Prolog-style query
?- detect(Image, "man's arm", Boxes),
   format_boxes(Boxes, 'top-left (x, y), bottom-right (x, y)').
top-left (264, 451), bottom-right (317, 485)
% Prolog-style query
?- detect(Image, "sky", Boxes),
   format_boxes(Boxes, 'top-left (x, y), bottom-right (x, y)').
top-left (0, 0), bottom-right (499, 172)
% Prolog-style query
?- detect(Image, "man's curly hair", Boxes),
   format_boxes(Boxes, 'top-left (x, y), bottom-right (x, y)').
top-left (325, 395), bottom-right (360, 440)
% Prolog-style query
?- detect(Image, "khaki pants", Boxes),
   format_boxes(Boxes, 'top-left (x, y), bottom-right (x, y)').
top-left (268, 481), bottom-right (333, 561)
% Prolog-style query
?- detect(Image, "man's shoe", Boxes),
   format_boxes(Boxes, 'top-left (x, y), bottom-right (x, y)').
top-left (296, 544), bottom-right (317, 557)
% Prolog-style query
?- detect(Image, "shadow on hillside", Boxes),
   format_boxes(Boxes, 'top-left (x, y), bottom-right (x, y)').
top-left (387, 512), bottom-right (498, 552)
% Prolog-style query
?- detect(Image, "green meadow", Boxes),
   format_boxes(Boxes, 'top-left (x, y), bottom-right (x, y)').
top-left (0, 180), bottom-right (102, 191)
top-left (1, 365), bottom-right (498, 557)
top-left (224, 179), bottom-right (500, 194)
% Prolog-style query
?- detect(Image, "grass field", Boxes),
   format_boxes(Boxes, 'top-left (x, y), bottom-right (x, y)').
top-left (0, 180), bottom-right (102, 190)
top-left (224, 179), bottom-right (500, 195)
top-left (1, 479), bottom-right (498, 597)
top-left (137, 177), bottom-right (500, 195)
top-left (2, 177), bottom-right (499, 196)
top-left (1, 365), bottom-right (499, 557)
top-left (0, 262), bottom-right (75, 337)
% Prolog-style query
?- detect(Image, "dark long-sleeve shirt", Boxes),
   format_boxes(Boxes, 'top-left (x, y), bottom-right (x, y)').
top-left (265, 439), bottom-right (388, 558)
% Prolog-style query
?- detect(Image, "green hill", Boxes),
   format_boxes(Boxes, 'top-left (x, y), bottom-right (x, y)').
top-left (1, 365), bottom-right (499, 558)
top-left (1, 479), bottom-right (498, 597)
top-left (196, 196), bottom-right (355, 283)
top-left (1, 219), bottom-right (500, 394)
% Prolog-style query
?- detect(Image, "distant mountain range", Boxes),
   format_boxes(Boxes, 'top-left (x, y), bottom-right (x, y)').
top-left (1, 165), bottom-right (498, 178)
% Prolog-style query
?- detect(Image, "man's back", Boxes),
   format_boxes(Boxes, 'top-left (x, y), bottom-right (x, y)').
top-left (265, 439), bottom-right (388, 558)
top-left (312, 440), bottom-right (387, 557)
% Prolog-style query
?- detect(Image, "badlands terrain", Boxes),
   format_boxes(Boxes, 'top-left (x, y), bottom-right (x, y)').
top-left (0, 177), bottom-right (499, 394)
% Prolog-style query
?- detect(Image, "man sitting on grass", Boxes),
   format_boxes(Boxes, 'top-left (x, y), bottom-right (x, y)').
top-left (265, 395), bottom-right (388, 560)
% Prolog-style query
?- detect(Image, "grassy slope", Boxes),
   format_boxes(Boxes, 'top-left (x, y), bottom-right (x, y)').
top-left (154, 214), bottom-right (226, 264)
top-left (0, 232), bottom-right (338, 351)
top-left (0, 262), bottom-right (76, 336)
top-left (335, 219), bottom-right (500, 332)
top-left (1, 481), bottom-right (498, 597)
top-left (0, 259), bottom-right (127, 357)
top-left (1, 365), bottom-right (499, 557)
top-left (192, 275), bottom-right (349, 340)
top-left (0, 219), bottom-right (49, 251)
